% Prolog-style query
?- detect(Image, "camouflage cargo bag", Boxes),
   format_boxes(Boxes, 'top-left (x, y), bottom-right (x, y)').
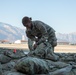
top-left (15, 57), bottom-right (49, 75)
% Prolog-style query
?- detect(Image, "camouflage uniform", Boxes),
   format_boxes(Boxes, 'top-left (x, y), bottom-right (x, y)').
top-left (26, 21), bottom-right (57, 51)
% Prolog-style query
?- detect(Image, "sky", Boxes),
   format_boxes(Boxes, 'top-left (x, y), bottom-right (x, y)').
top-left (0, 0), bottom-right (76, 33)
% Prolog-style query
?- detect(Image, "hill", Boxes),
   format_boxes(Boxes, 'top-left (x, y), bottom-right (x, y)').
top-left (56, 32), bottom-right (76, 43)
top-left (0, 22), bottom-right (76, 43)
top-left (0, 22), bottom-right (25, 42)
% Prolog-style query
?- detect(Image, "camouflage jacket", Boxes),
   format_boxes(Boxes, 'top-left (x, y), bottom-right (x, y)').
top-left (26, 21), bottom-right (55, 45)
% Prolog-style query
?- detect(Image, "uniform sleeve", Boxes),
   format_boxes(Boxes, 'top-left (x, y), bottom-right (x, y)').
top-left (35, 22), bottom-right (48, 45)
top-left (26, 30), bottom-right (36, 41)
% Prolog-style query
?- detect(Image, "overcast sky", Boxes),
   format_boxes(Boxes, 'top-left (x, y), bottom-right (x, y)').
top-left (0, 0), bottom-right (76, 33)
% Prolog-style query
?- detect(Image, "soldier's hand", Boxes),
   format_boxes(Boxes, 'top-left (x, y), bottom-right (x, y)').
top-left (33, 43), bottom-right (37, 49)
top-left (35, 38), bottom-right (39, 42)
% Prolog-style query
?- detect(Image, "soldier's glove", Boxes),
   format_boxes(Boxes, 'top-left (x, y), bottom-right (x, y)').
top-left (33, 43), bottom-right (37, 50)
top-left (35, 38), bottom-right (39, 42)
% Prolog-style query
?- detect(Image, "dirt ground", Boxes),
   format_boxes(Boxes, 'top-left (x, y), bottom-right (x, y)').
top-left (0, 44), bottom-right (76, 53)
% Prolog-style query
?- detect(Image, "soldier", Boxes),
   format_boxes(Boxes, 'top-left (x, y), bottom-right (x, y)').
top-left (22, 16), bottom-right (57, 52)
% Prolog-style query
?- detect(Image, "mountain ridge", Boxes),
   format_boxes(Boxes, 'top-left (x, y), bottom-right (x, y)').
top-left (0, 22), bottom-right (76, 43)
top-left (0, 22), bottom-right (25, 42)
